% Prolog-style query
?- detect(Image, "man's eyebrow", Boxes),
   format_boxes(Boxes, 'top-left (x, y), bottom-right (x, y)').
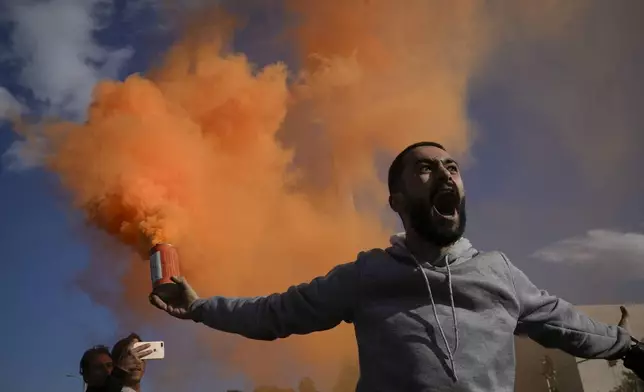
top-left (415, 157), bottom-right (459, 166)
top-left (443, 158), bottom-right (459, 166)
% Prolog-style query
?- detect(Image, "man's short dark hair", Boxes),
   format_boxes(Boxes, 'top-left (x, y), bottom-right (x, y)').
top-left (80, 345), bottom-right (111, 375)
top-left (111, 333), bottom-right (142, 361)
top-left (387, 141), bottom-right (446, 194)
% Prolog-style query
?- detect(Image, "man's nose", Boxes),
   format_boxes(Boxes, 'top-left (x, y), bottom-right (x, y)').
top-left (436, 164), bottom-right (451, 180)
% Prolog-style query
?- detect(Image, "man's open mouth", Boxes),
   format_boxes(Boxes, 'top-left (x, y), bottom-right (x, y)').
top-left (432, 189), bottom-right (460, 217)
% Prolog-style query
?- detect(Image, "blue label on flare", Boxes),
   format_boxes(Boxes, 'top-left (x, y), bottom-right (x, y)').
top-left (150, 251), bottom-right (163, 283)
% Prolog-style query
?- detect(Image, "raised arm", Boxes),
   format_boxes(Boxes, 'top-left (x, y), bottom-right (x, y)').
top-left (151, 262), bottom-right (361, 341)
top-left (503, 254), bottom-right (632, 359)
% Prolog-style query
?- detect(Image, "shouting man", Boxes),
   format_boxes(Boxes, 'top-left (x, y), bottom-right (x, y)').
top-left (150, 142), bottom-right (643, 391)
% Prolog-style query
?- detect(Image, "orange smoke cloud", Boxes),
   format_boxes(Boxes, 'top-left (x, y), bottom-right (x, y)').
top-left (33, 0), bottom-right (490, 388)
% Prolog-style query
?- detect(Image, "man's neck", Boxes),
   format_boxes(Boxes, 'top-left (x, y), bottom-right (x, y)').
top-left (404, 230), bottom-right (449, 265)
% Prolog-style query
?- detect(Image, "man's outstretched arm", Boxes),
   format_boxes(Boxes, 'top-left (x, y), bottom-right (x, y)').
top-left (153, 261), bottom-right (360, 341)
top-left (503, 254), bottom-right (633, 360)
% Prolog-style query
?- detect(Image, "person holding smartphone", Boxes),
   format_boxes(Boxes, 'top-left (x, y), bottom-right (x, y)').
top-left (110, 333), bottom-right (151, 392)
top-left (81, 340), bottom-right (151, 392)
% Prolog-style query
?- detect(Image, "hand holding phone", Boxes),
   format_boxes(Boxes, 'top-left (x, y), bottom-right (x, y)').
top-left (133, 341), bottom-right (165, 360)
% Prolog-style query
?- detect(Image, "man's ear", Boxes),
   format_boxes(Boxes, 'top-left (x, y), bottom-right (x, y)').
top-left (389, 193), bottom-right (404, 213)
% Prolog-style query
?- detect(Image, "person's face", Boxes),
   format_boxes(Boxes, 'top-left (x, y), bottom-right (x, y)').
top-left (128, 339), bottom-right (146, 383)
top-left (390, 145), bottom-right (466, 246)
top-left (84, 353), bottom-right (113, 387)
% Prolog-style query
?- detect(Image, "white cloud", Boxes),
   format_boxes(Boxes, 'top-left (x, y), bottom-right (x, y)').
top-left (2, 139), bottom-right (47, 170)
top-left (532, 229), bottom-right (644, 278)
top-left (2, 0), bottom-right (134, 170)
top-left (8, 0), bottom-right (133, 118)
top-left (0, 87), bottom-right (24, 119)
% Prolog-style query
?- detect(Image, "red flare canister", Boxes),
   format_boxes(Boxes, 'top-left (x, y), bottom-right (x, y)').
top-left (149, 243), bottom-right (181, 302)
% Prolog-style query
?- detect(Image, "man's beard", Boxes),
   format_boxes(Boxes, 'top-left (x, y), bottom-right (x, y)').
top-left (407, 196), bottom-right (467, 247)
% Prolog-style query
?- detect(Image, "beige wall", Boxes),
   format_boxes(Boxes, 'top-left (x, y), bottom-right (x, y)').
top-left (514, 336), bottom-right (584, 392)
top-left (575, 304), bottom-right (644, 392)
top-left (514, 303), bottom-right (644, 392)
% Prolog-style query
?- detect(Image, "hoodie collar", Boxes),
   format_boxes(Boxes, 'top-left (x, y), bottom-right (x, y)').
top-left (387, 232), bottom-right (477, 268)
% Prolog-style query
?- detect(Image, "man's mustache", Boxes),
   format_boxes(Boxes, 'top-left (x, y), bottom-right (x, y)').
top-left (429, 182), bottom-right (459, 199)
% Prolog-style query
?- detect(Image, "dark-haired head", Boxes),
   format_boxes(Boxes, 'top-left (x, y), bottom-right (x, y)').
top-left (80, 345), bottom-right (113, 387)
top-left (388, 141), bottom-right (446, 194)
top-left (112, 333), bottom-right (146, 384)
top-left (111, 333), bottom-right (142, 361)
top-left (388, 142), bottom-right (466, 247)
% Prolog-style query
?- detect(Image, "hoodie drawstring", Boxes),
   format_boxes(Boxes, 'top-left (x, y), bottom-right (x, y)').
top-left (413, 254), bottom-right (459, 382)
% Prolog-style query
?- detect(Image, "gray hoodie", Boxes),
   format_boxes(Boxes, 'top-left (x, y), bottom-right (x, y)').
top-left (189, 235), bottom-right (632, 391)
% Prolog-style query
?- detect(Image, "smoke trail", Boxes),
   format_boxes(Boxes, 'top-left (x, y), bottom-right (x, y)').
top-left (283, 0), bottom-right (487, 197)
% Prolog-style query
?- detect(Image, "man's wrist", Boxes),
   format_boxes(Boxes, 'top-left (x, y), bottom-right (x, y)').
top-left (624, 337), bottom-right (639, 355)
top-left (188, 298), bottom-right (205, 323)
top-left (623, 340), bottom-right (643, 363)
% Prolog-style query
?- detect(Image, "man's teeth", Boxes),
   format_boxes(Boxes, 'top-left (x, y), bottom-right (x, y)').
top-left (433, 205), bottom-right (456, 217)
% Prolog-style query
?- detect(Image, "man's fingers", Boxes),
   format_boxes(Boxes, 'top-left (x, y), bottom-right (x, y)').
top-left (171, 275), bottom-right (196, 292)
top-left (136, 349), bottom-right (154, 359)
top-left (151, 289), bottom-right (191, 319)
top-left (171, 275), bottom-right (198, 299)
top-left (149, 293), bottom-right (168, 311)
top-left (170, 275), bottom-right (186, 286)
top-left (132, 343), bottom-right (151, 353)
top-left (166, 304), bottom-right (190, 319)
top-left (167, 304), bottom-right (183, 315)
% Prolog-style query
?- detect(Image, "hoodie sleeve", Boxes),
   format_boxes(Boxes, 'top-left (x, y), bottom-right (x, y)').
top-left (503, 254), bottom-right (632, 359)
top-left (187, 261), bottom-right (360, 341)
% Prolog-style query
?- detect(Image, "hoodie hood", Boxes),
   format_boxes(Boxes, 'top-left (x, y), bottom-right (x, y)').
top-left (387, 232), bottom-right (478, 268)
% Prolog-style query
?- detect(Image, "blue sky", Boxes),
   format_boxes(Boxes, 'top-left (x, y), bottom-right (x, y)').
top-left (1, 1), bottom-right (643, 391)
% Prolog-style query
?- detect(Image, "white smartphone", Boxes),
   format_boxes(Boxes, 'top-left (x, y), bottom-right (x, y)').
top-left (133, 341), bottom-right (165, 360)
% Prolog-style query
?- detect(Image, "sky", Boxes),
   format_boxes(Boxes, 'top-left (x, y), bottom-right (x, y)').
top-left (0, 1), bottom-right (643, 391)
